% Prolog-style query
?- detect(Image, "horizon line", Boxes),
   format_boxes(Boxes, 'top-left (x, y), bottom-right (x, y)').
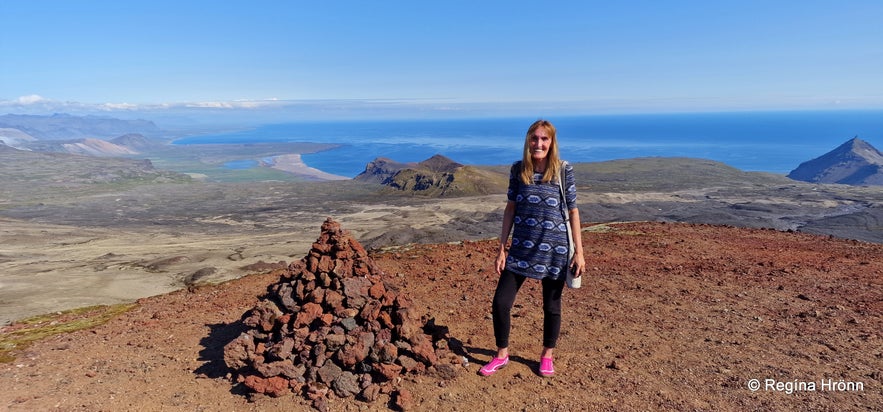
top-left (2, 94), bottom-right (883, 122)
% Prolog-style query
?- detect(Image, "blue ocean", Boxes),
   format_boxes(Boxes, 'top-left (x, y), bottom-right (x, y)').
top-left (174, 110), bottom-right (883, 178)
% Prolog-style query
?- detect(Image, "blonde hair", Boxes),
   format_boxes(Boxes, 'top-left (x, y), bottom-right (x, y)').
top-left (519, 119), bottom-right (561, 185)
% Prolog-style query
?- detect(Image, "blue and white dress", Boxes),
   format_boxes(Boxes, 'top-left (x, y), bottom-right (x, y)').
top-left (505, 161), bottom-right (577, 281)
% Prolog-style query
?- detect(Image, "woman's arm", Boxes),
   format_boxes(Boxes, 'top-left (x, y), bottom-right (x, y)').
top-left (495, 200), bottom-right (516, 275)
top-left (569, 207), bottom-right (586, 277)
top-left (561, 162), bottom-right (585, 277)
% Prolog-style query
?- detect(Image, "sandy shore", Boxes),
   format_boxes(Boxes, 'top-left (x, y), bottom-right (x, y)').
top-left (266, 153), bottom-right (350, 180)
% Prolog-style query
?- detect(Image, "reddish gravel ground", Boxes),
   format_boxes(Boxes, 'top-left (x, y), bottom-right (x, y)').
top-left (1, 221), bottom-right (881, 411)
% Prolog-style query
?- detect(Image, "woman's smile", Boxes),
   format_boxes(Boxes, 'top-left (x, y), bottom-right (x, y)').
top-left (530, 129), bottom-right (551, 161)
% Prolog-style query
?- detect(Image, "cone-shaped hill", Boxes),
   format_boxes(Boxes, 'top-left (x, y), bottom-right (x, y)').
top-left (788, 137), bottom-right (883, 185)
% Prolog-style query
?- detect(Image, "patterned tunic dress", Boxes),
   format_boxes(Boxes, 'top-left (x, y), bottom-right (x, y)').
top-left (505, 161), bottom-right (577, 281)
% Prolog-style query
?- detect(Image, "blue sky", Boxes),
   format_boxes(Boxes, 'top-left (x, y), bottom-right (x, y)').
top-left (1, 0), bottom-right (882, 119)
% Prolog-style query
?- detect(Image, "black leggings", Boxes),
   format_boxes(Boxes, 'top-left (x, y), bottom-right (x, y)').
top-left (491, 270), bottom-right (565, 349)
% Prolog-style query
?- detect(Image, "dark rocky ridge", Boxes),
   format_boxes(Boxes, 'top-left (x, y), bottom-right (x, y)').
top-left (354, 154), bottom-right (508, 197)
top-left (788, 137), bottom-right (883, 185)
top-left (109, 133), bottom-right (167, 151)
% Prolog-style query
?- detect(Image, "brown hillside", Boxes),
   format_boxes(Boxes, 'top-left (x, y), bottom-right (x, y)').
top-left (383, 165), bottom-right (507, 197)
top-left (355, 154), bottom-right (508, 197)
top-left (418, 154), bottom-right (463, 173)
top-left (0, 221), bottom-right (880, 411)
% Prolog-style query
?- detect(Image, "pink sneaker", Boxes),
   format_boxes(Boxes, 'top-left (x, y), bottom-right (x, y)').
top-left (479, 356), bottom-right (509, 376)
top-left (539, 357), bottom-right (555, 377)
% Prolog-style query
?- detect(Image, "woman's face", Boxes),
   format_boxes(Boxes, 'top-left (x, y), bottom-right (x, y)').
top-left (529, 126), bottom-right (552, 162)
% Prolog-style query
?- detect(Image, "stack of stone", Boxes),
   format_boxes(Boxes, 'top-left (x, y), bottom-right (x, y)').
top-left (224, 218), bottom-right (463, 410)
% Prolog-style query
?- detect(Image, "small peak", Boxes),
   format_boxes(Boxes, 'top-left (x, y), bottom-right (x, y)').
top-left (835, 136), bottom-right (878, 154)
top-left (418, 154), bottom-right (463, 172)
top-left (788, 136), bottom-right (883, 185)
top-left (828, 136), bottom-right (860, 151)
top-left (846, 135), bottom-right (864, 146)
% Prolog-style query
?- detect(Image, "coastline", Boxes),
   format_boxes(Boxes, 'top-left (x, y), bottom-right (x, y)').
top-left (265, 153), bottom-right (350, 181)
top-left (161, 111), bottom-right (883, 175)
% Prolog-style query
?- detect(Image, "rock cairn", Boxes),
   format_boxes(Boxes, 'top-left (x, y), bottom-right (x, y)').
top-left (224, 218), bottom-right (463, 410)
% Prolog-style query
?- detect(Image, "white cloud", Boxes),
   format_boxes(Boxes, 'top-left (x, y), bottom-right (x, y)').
top-left (0, 96), bottom-right (271, 112)
top-left (98, 102), bottom-right (139, 110)
top-left (15, 94), bottom-right (47, 104)
top-left (183, 99), bottom-right (288, 109)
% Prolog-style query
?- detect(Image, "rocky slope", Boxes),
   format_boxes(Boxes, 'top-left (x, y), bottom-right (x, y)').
top-left (0, 220), bottom-right (880, 411)
top-left (61, 137), bottom-right (140, 156)
top-left (0, 128), bottom-right (37, 149)
top-left (788, 137), bottom-right (883, 185)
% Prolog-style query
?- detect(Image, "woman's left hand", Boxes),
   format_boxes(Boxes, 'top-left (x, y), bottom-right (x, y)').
top-left (570, 252), bottom-right (586, 277)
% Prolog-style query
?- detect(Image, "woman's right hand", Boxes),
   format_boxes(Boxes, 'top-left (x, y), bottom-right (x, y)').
top-left (495, 249), bottom-right (507, 275)
top-left (496, 201), bottom-right (516, 276)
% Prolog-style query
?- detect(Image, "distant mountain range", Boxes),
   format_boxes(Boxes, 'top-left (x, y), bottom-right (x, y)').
top-left (0, 113), bottom-right (163, 140)
top-left (788, 137), bottom-right (883, 186)
top-left (354, 154), bottom-right (508, 196)
top-left (7, 133), bottom-right (161, 157)
top-left (0, 113), bottom-right (167, 156)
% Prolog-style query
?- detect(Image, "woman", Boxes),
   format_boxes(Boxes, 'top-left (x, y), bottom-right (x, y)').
top-left (479, 119), bottom-right (585, 377)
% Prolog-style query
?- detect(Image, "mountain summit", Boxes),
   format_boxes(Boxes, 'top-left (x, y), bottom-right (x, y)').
top-left (787, 137), bottom-right (883, 185)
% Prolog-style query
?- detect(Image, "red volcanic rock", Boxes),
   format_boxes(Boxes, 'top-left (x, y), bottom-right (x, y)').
top-left (394, 388), bottom-right (414, 411)
top-left (224, 218), bottom-right (463, 408)
top-left (243, 375), bottom-right (290, 398)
